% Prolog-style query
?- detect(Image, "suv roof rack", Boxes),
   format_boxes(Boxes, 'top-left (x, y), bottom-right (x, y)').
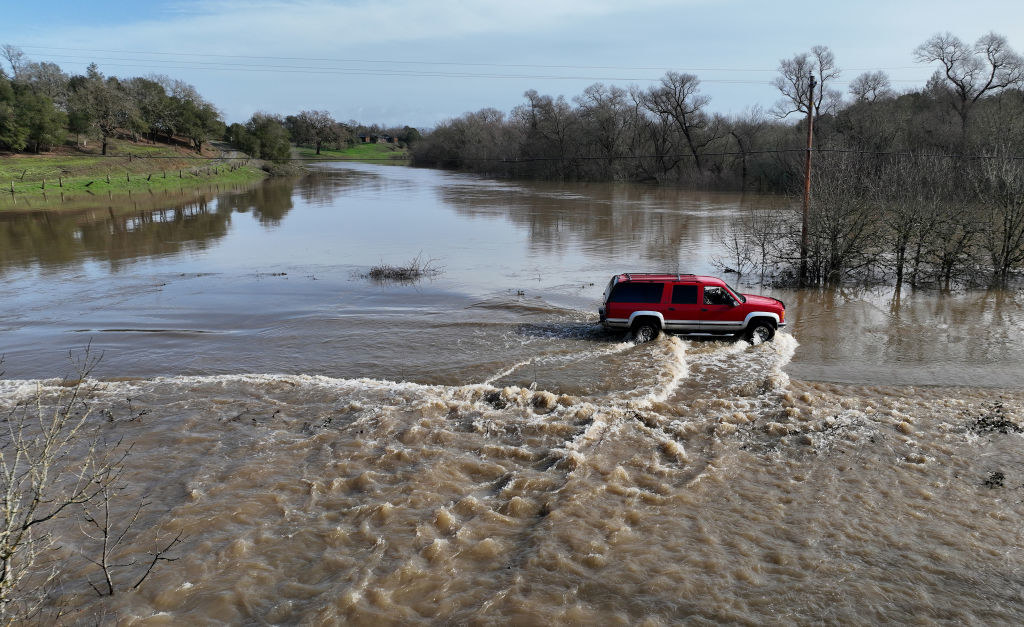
top-left (623, 273), bottom-right (697, 281)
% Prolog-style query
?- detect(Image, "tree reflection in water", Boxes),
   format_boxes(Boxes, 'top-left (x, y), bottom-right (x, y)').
top-left (0, 181), bottom-right (298, 271)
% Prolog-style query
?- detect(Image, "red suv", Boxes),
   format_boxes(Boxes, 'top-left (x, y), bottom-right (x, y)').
top-left (599, 274), bottom-right (786, 343)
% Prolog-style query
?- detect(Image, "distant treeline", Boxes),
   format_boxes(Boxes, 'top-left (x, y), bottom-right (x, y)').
top-left (226, 112), bottom-right (419, 164)
top-left (411, 33), bottom-right (1024, 193)
top-left (412, 32), bottom-right (1024, 287)
top-left (0, 45), bottom-right (420, 163)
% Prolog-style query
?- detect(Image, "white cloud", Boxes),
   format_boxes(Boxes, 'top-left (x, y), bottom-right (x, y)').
top-left (19, 0), bottom-right (1024, 126)
top-left (39, 0), bottom-right (682, 54)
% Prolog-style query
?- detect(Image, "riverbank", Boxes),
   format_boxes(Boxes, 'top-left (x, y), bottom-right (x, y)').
top-left (0, 139), bottom-right (266, 209)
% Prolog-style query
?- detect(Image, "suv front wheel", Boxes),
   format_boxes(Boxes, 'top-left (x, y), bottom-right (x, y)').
top-left (745, 319), bottom-right (775, 344)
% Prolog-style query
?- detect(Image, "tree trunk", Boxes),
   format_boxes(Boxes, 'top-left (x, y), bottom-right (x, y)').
top-left (680, 126), bottom-right (703, 172)
top-left (910, 238), bottom-right (923, 288)
top-left (894, 245), bottom-right (906, 291)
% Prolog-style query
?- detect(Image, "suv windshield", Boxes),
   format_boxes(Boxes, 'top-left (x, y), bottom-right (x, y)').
top-left (723, 282), bottom-right (746, 303)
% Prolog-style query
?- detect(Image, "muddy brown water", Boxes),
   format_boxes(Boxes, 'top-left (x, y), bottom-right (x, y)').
top-left (1, 163), bottom-right (1023, 623)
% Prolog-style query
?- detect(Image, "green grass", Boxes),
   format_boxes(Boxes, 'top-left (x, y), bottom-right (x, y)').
top-left (293, 142), bottom-right (409, 163)
top-left (1, 139), bottom-right (265, 208)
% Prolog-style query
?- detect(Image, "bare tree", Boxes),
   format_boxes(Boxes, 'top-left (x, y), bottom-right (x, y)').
top-left (711, 222), bottom-right (755, 277)
top-left (914, 31), bottom-right (1024, 138)
top-left (974, 149), bottom-right (1024, 285)
top-left (17, 62), bottom-right (70, 111)
top-left (728, 105), bottom-right (768, 187)
top-left (848, 70), bottom-right (894, 102)
top-left (0, 347), bottom-right (179, 621)
top-left (925, 196), bottom-right (980, 289)
top-left (805, 153), bottom-right (883, 285)
top-left (712, 204), bottom-right (787, 283)
top-left (629, 84), bottom-right (684, 179)
top-left (771, 45), bottom-right (843, 119)
top-left (0, 45), bottom-right (25, 79)
top-left (574, 83), bottom-right (631, 179)
top-left (875, 155), bottom-right (935, 291)
top-left (80, 479), bottom-right (182, 597)
top-left (0, 349), bottom-right (122, 621)
top-left (512, 90), bottom-right (580, 179)
top-left (639, 71), bottom-right (719, 172)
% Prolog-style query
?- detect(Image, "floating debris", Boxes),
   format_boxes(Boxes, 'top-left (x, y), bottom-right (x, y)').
top-left (970, 400), bottom-right (1022, 435)
top-left (984, 471), bottom-right (1005, 489)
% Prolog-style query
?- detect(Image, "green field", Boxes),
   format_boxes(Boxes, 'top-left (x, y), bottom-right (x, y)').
top-left (293, 142), bottom-right (409, 163)
top-left (0, 139), bottom-right (265, 208)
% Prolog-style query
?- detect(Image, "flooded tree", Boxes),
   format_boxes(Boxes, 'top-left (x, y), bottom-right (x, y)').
top-left (637, 72), bottom-right (720, 174)
top-left (727, 106), bottom-right (770, 188)
top-left (573, 83), bottom-right (632, 180)
top-left (513, 90), bottom-right (580, 179)
top-left (803, 153), bottom-right (882, 285)
top-left (974, 150), bottom-right (1024, 285)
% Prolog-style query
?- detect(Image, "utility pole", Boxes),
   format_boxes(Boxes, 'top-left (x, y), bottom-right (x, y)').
top-left (799, 71), bottom-right (816, 287)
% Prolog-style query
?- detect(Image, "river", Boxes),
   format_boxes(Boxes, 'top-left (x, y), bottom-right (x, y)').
top-left (1, 163), bottom-right (1022, 623)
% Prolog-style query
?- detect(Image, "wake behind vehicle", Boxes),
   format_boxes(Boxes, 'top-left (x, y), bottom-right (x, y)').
top-left (598, 273), bottom-right (786, 343)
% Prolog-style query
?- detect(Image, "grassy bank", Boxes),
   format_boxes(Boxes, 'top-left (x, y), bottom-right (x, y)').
top-left (294, 142), bottom-right (409, 163)
top-left (0, 139), bottom-right (266, 208)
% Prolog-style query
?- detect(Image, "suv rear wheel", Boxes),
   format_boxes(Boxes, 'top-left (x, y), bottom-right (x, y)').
top-left (745, 319), bottom-right (775, 344)
top-left (631, 319), bottom-right (661, 343)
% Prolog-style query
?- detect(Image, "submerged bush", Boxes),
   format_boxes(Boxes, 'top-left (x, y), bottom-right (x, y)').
top-left (365, 253), bottom-right (442, 283)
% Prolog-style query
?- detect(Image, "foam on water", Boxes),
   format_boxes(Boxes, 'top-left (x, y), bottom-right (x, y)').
top-left (482, 338), bottom-right (633, 386)
top-left (630, 335), bottom-right (691, 406)
top-left (11, 332), bottom-right (1023, 623)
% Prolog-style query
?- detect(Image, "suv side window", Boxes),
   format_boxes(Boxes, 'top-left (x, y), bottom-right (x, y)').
top-left (671, 285), bottom-right (698, 304)
top-left (608, 282), bottom-right (665, 303)
top-left (703, 286), bottom-right (734, 306)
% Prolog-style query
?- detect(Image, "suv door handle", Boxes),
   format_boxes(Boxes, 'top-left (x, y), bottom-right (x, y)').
top-left (701, 308), bottom-right (708, 311)
top-left (668, 307), bottom-right (675, 311)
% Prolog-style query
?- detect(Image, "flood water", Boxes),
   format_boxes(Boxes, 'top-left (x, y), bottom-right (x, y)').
top-left (1, 163), bottom-right (1023, 623)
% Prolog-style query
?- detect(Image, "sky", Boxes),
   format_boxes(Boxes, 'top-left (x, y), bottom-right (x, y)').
top-left (4, 0), bottom-right (1024, 128)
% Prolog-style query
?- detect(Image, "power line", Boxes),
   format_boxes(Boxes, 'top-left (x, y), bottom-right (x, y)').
top-left (12, 57), bottom-right (686, 82)
top-left (15, 44), bottom-right (925, 74)
top-left (15, 56), bottom-right (929, 85)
